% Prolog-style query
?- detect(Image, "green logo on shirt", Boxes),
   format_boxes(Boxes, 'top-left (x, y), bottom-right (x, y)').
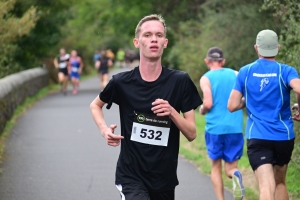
top-left (137, 114), bottom-right (145, 123)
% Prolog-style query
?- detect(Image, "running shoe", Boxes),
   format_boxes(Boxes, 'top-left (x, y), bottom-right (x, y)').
top-left (72, 89), bottom-right (77, 95)
top-left (232, 170), bottom-right (245, 200)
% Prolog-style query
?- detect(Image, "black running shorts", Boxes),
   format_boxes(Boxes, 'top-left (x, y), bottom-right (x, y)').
top-left (247, 138), bottom-right (294, 171)
top-left (58, 68), bottom-right (68, 76)
top-left (116, 184), bottom-right (174, 200)
top-left (99, 70), bottom-right (108, 75)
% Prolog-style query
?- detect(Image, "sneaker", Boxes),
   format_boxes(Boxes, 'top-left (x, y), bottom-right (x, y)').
top-left (232, 170), bottom-right (245, 200)
top-left (72, 89), bottom-right (77, 95)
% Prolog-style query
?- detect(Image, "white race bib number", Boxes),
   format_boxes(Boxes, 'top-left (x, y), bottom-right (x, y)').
top-left (72, 67), bottom-right (78, 72)
top-left (131, 112), bottom-right (170, 146)
top-left (59, 62), bottom-right (67, 68)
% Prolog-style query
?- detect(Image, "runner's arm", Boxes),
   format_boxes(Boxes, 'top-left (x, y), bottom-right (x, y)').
top-left (53, 58), bottom-right (58, 68)
top-left (90, 96), bottom-right (124, 146)
top-left (290, 78), bottom-right (300, 121)
top-left (152, 99), bottom-right (197, 141)
top-left (290, 79), bottom-right (300, 106)
top-left (108, 59), bottom-right (113, 67)
top-left (95, 60), bottom-right (100, 69)
top-left (227, 89), bottom-right (245, 112)
top-left (199, 76), bottom-right (212, 115)
top-left (171, 109), bottom-right (197, 142)
top-left (79, 57), bottom-right (84, 73)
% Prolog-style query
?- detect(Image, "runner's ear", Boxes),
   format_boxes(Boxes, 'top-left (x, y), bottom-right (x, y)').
top-left (163, 39), bottom-right (168, 48)
top-left (133, 38), bottom-right (139, 48)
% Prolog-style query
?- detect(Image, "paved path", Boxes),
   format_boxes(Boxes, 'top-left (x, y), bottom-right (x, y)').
top-left (0, 68), bottom-right (233, 200)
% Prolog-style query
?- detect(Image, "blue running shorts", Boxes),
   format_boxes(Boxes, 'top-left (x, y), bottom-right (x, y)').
top-left (205, 132), bottom-right (244, 162)
top-left (70, 72), bottom-right (80, 79)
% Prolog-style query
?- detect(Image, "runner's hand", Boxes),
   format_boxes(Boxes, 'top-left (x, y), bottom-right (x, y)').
top-left (151, 99), bottom-right (173, 117)
top-left (199, 105), bottom-right (206, 115)
top-left (103, 124), bottom-right (124, 146)
top-left (292, 104), bottom-right (300, 121)
top-left (292, 103), bottom-right (299, 111)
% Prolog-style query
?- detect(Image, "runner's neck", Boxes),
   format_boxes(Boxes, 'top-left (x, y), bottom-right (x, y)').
top-left (209, 65), bottom-right (223, 71)
top-left (139, 59), bottom-right (162, 82)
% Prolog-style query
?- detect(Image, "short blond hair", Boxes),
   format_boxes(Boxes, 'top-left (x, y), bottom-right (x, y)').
top-left (135, 14), bottom-right (167, 38)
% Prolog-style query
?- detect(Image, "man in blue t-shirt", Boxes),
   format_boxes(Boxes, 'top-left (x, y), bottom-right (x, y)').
top-left (200, 47), bottom-right (245, 200)
top-left (228, 29), bottom-right (300, 200)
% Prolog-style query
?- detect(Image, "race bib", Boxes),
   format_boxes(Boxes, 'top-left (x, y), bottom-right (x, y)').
top-left (72, 67), bottom-right (78, 72)
top-left (131, 112), bottom-right (171, 146)
top-left (59, 62), bottom-right (67, 68)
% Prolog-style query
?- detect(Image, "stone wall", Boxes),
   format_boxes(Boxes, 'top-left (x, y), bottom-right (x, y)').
top-left (0, 68), bottom-right (48, 134)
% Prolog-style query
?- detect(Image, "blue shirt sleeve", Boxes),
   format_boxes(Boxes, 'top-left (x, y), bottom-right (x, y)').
top-left (233, 66), bottom-right (247, 95)
top-left (285, 65), bottom-right (299, 87)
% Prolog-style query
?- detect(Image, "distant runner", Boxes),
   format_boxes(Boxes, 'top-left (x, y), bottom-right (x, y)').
top-left (199, 47), bottom-right (244, 200)
top-left (90, 14), bottom-right (202, 200)
top-left (116, 48), bottom-right (125, 68)
top-left (95, 50), bottom-right (113, 90)
top-left (69, 50), bottom-right (84, 95)
top-left (53, 48), bottom-right (70, 95)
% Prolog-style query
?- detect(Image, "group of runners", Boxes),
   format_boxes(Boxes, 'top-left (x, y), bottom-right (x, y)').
top-left (89, 14), bottom-right (300, 200)
top-left (53, 49), bottom-right (84, 95)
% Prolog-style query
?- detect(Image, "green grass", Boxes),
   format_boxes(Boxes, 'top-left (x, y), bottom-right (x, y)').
top-left (179, 112), bottom-right (259, 200)
top-left (286, 142), bottom-right (300, 199)
top-left (180, 112), bottom-right (300, 199)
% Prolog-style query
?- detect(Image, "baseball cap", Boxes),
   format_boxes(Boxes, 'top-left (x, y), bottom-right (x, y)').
top-left (256, 29), bottom-right (278, 57)
top-left (206, 47), bottom-right (224, 61)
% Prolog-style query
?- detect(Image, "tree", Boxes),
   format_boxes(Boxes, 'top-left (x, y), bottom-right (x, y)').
top-left (167, 0), bottom-right (280, 90)
top-left (12, 0), bottom-right (71, 69)
top-left (0, 0), bottom-right (38, 78)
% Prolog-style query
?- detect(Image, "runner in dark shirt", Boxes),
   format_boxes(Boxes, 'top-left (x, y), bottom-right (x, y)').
top-left (95, 50), bottom-right (113, 90)
top-left (90, 14), bottom-right (202, 200)
top-left (53, 48), bottom-right (70, 95)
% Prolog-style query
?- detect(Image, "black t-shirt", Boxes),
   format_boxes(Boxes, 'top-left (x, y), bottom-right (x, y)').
top-left (57, 54), bottom-right (70, 69)
top-left (98, 56), bottom-right (109, 72)
top-left (99, 66), bottom-right (202, 192)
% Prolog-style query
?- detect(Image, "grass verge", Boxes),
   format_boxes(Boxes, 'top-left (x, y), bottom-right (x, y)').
top-left (286, 142), bottom-right (300, 199)
top-left (179, 112), bottom-right (259, 200)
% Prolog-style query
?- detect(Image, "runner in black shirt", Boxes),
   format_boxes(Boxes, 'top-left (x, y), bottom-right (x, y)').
top-left (90, 14), bottom-right (202, 200)
top-left (95, 50), bottom-right (113, 90)
top-left (53, 48), bottom-right (70, 95)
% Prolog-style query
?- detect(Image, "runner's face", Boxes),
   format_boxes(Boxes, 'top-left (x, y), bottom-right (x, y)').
top-left (71, 50), bottom-right (77, 57)
top-left (60, 49), bottom-right (66, 56)
top-left (133, 20), bottom-right (168, 60)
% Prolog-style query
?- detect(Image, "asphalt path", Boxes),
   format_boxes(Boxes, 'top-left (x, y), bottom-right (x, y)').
top-left (0, 68), bottom-right (233, 200)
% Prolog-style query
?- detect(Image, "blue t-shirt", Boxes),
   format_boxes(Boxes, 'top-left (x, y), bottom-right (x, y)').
top-left (234, 59), bottom-right (299, 140)
top-left (204, 68), bottom-right (243, 134)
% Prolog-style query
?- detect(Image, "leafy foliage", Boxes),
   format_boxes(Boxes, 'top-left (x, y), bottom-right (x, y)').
top-left (0, 0), bottom-right (38, 78)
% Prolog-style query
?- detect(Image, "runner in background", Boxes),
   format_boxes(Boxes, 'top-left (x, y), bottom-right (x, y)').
top-left (106, 48), bottom-right (115, 61)
top-left (228, 29), bottom-right (300, 200)
top-left (93, 49), bottom-right (101, 64)
top-left (199, 47), bottom-right (244, 200)
top-left (69, 50), bottom-right (84, 95)
top-left (53, 48), bottom-right (70, 95)
top-left (116, 48), bottom-right (125, 68)
top-left (95, 50), bottom-right (113, 90)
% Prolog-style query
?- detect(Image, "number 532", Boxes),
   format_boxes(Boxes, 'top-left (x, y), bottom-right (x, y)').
top-left (140, 128), bottom-right (162, 140)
